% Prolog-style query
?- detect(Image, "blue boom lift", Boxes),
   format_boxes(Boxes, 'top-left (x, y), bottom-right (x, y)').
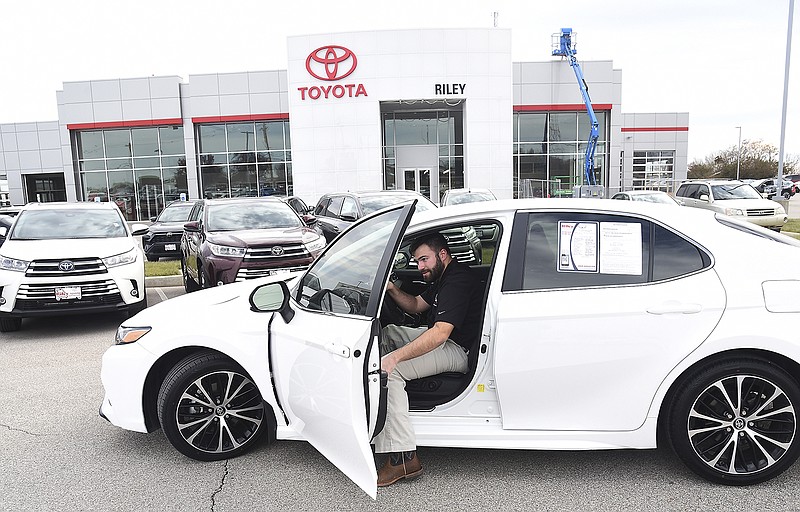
top-left (552, 28), bottom-right (604, 197)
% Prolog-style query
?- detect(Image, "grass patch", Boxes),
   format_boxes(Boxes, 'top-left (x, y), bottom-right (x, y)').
top-left (784, 219), bottom-right (800, 233)
top-left (145, 259), bottom-right (181, 277)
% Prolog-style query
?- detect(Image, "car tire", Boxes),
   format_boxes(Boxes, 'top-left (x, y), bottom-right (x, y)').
top-left (784, 192), bottom-right (791, 200)
top-left (668, 358), bottom-right (800, 485)
top-left (0, 317), bottom-right (22, 332)
top-left (146, 255), bottom-right (159, 262)
top-left (182, 258), bottom-right (199, 293)
top-left (157, 351), bottom-right (268, 461)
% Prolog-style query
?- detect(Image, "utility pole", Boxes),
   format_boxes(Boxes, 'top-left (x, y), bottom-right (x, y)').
top-left (777, 0), bottom-right (794, 186)
top-left (736, 126), bottom-right (742, 180)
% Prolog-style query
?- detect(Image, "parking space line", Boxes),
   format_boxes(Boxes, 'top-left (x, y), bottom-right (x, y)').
top-left (155, 288), bottom-right (168, 301)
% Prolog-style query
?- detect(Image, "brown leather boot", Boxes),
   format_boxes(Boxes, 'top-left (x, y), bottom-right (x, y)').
top-left (377, 451), bottom-right (423, 487)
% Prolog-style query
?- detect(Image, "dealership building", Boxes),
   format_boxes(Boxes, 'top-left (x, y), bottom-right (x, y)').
top-left (0, 28), bottom-right (688, 220)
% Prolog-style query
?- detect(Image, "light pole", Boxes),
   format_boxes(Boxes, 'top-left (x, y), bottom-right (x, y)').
top-left (735, 126), bottom-right (742, 180)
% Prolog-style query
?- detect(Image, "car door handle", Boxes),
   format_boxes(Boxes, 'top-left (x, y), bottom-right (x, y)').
top-left (326, 342), bottom-right (350, 358)
top-left (647, 301), bottom-right (703, 315)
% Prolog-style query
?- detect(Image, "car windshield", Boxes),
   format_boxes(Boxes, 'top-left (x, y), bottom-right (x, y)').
top-left (359, 194), bottom-right (436, 215)
top-left (631, 193), bottom-right (678, 205)
top-left (206, 202), bottom-right (302, 231)
top-left (10, 209), bottom-right (127, 239)
top-left (157, 203), bottom-right (194, 222)
top-left (446, 191), bottom-right (496, 205)
top-left (711, 183), bottom-right (762, 200)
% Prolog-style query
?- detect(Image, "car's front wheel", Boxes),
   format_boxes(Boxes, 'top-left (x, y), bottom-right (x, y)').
top-left (157, 352), bottom-right (268, 461)
top-left (669, 358), bottom-right (800, 485)
top-left (0, 317), bottom-right (22, 332)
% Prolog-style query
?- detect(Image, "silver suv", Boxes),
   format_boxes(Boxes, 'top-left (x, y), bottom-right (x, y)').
top-left (675, 180), bottom-right (787, 231)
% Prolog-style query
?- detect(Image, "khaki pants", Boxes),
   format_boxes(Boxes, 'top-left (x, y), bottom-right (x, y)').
top-left (373, 324), bottom-right (469, 453)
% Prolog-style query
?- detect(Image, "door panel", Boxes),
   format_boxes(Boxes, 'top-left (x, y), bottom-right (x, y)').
top-left (268, 202), bottom-right (415, 498)
top-left (494, 270), bottom-right (725, 431)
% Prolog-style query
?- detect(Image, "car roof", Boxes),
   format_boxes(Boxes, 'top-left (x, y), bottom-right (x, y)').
top-left (19, 201), bottom-right (122, 211)
top-left (680, 180), bottom-right (747, 186)
top-left (614, 190), bottom-right (671, 196)
top-left (201, 196), bottom-right (284, 206)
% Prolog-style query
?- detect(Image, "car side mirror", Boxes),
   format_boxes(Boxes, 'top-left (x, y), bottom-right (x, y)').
top-left (699, 194), bottom-right (710, 202)
top-left (393, 252), bottom-right (409, 270)
top-left (183, 220), bottom-right (200, 232)
top-left (0, 226), bottom-right (7, 238)
top-left (149, 216), bottom-right (157, 222)
top-left (340, 213), bottom-right (358, 222)
top-left (250, 280), bottom-right (294, 322)
top-left (302, 214), bottom-right (318, 226)
top-left (130, 223), bottom-right (149, 236)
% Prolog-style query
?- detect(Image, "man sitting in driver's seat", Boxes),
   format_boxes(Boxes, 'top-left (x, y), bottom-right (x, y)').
top-left (374, 232), bottom-right (482, 487)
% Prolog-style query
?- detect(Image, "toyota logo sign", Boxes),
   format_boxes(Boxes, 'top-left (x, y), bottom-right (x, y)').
top-left (271, 246), bottom-right (285, 256)
top-left (59, 260), bottom-right (75, 272)
top-left (306, 46), bottom-right (357, 81)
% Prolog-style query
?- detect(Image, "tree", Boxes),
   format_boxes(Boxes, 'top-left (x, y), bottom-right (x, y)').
top-left (688, 140), bottom-right (799, 180)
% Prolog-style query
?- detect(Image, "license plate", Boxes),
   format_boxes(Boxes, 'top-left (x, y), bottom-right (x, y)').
top-left (165, 244), bottom-right (177, 251)
top-left (55, 286), bottom-right (81, 301)
top-left (270, 269), bottom-right (290, 276)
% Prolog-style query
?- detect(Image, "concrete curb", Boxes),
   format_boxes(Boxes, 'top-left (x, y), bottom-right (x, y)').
top-left (146, 275), bottom-right (182, 287)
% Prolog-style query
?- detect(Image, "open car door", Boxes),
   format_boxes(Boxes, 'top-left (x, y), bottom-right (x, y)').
top-left (268, 202), bottom-right (415, 498)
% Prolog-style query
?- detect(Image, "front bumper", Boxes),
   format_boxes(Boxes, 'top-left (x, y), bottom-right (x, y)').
top-left (741, 214), bottom-right (788, 229)
top-left (99, 342), bottom-right (157, 433)
top-left (205, 254), bottom-right (312, 285)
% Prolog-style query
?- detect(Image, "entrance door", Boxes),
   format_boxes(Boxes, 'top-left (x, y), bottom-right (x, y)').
top-left (399, 168), bottom-right (435, 203)
top-left (24, 174), bottom-right (67, 203)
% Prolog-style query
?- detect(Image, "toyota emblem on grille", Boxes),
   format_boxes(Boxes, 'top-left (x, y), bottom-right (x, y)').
top-left (306, 45), bottom-right (357, 81)
top-left (271, 246), bottom-right (285, 256)
top-left (59, 260), bottom-right (75, 272)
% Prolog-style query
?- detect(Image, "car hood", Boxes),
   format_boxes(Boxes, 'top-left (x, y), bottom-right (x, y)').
top-left (128, 275), bottom-right (299, 326)
top-left (0, 237), bottom-right (137, 260)
top-left (713, 198), bottom-right (783, 211)
top-left (206, 227), bottom-right (314, 247)
top-left (148, 222), bottom-right (187, 234)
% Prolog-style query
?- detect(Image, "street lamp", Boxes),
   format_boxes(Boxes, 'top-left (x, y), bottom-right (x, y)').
top-left (735, 126), bottom-right (742, 180)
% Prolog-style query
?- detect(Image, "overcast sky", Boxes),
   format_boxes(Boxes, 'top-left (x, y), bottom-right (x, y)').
top-left (1, 0), bottom-right (796, 163)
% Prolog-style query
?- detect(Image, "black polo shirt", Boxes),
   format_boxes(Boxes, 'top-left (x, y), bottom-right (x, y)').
top-left (419, 260), bottom-right (482, 352)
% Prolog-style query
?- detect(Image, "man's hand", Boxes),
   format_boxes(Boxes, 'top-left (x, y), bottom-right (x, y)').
top-left (381, 352), bottom-right (399, 376)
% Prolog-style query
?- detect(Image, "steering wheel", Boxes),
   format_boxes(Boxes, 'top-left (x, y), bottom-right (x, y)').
top-left (380, 291), bottom-right (406, 326)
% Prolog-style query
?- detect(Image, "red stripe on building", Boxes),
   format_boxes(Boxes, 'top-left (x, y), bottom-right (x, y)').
top-left (191, 113), bottom-right (290, 124)
top-left (66, 118), bottom-right (183, 130)
top-left (514, 104), bottom-right (613, 112)
top-left (621, 126), bottom-right (689, 132)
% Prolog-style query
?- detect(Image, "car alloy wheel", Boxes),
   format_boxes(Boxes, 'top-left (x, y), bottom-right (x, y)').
top-left (670, 359), bottom-right (800, 485)
top-left (158, 352), bottom-right (267, 461)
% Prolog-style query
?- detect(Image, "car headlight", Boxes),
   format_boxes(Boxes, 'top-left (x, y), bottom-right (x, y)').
top-left (103, 248), bottom-right (138, 268)
top-left (208, 242), bottom-right (246, 257)
top-left (115, 326), bottom-right (151, 345)
top-left (304, 235), bottom-right (326, 253)
top-left (0, 254), bottom-right (30, 272)
top-left (725, 208), bottom-right (744, 216)
top-left (776, 205), bottom-right (787, 215)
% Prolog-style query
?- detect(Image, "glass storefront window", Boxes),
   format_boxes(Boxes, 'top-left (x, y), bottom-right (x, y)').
top-left (131, 128), bottom-right (159, 157)
top-left (548, 113), bottom-right (578, 142)
top-left (256, 122), bottom-right (285, 151)
top-left (227, 123), bottom-right (256, 152)
top-left (77, 131), bottom-right (104, 159)
top-left (198, 125), bottom-right (227, 153)
top-left (159, 126), bottom-right (185, 155)
top-left (82, 172), bottom-right (108, 202)
top-left (108, 169), bottom-right (135, 221)
top-left (518, 113), bottom-right (547, 142)
top-left (230, 163), bottom-right (258, 197)
top-left (162, 167), bottom-right (188, 203)
top-left (104, 130), bottom-right (132, 158)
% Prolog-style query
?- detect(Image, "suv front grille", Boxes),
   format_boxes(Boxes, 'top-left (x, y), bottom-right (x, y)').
top-left (244, 244), bottom-right (309, 262)
top-left (15, 279), bottom-right (122, 310)
top-left (746, 208), bottom-right (777, 217)
top-left (25, 258), bottom-right (107, 277)
top-left (148, 232), bottom-right (183, 244)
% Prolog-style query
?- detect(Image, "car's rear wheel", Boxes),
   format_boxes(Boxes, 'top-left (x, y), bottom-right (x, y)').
top-left (182, 258), bottom-right (199, 293)
top-left (669, 358), bottom-right (800, 485)
top-left (157, 352), bottom-right (268, 461)
top-left (0, 317), bottom-right (22, 332)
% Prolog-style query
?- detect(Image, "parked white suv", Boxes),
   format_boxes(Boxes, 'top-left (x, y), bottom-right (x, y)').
top-left (0, 202), bottom-right (149, 332)
top-left (675, 180), bottom-right (787, 231)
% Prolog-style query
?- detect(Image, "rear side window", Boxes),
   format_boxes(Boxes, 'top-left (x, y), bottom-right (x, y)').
top-left (314, 198), bottom-right (329, 216)
top-left (503, 211), bottom-right (711, 292)
top-left (325, 196), bottom-right (344, 218)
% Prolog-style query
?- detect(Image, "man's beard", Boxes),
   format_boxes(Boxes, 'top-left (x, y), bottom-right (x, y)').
top-left (422, 254), bottom-right (445, 282)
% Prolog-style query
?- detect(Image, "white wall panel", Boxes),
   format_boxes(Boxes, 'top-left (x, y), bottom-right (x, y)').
top-left (121, 78), bottom-right (150, 100)
top-left (218, 73), bottom-right (249, 95)
top-left (248, 71), bottom-right (281, 94)
top-left (189, 74), bottom-right (219, 96)
top-left (93, 101), bottom-right (123, 123)
top-left (18, 151), bottom-right (41, 170)
top-left (91, 80), bottom-right (121, 102)
top-left (122, 99), bottom-right (152, 120)
top-left (61, 82), bottom-right (93, 103)
top-left (16, 131), bottom-right (39, 151)
top-left (219, 94), bottom-right (250, 116)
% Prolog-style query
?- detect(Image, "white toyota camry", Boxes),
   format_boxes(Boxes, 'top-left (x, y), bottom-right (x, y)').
top-left (100, 198), bottom-right (800, 498)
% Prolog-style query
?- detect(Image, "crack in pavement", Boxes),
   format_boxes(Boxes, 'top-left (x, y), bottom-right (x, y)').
top-left (0, 422), bottom-right (45, 437)
top-left (210, 459), bottom-right (229, 512)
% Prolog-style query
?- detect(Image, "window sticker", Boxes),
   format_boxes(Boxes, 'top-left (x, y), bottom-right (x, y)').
top-left (599, 222), bottom-right (642, 275)
top-left (558, 221), bottom-right (599, 272)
